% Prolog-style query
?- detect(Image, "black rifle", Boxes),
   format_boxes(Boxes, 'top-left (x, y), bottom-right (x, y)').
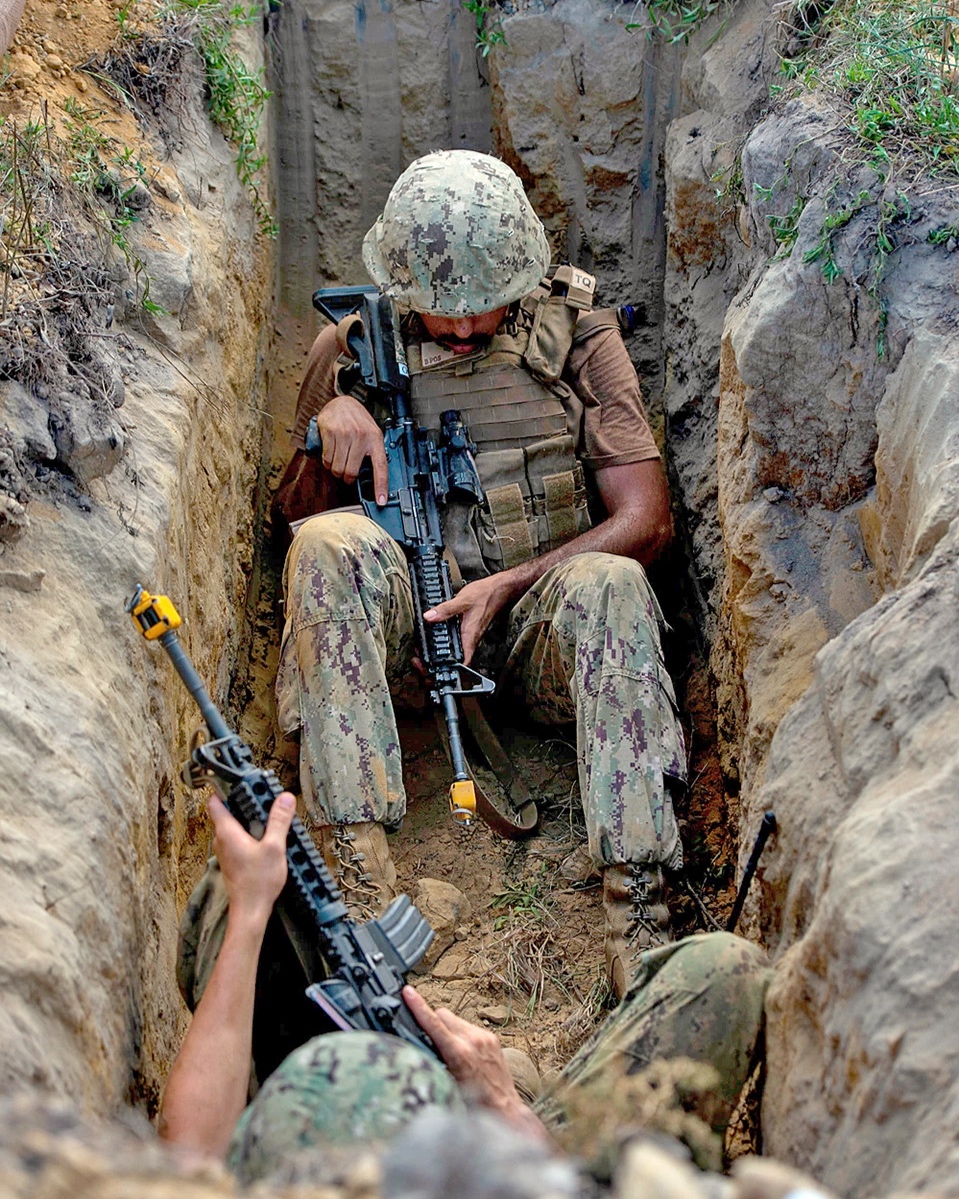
top-left (306, 286), bottom-right (495, 824)
top-left (726, 810), bottom-right (777, 933)
top-left (126, 585), bottom-right (437, 1061)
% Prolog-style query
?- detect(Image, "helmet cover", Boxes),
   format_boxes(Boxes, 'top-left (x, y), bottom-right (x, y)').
top-left (227, 1031), bottom-right (462, 1185)
top-left (362, 150), bottom-right (550, 316)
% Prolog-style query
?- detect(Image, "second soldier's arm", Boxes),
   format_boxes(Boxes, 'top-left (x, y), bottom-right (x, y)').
top-left (158, 793), bottom-right (296, 1158)
top-left (402, 986), bottom-right (554, 1148)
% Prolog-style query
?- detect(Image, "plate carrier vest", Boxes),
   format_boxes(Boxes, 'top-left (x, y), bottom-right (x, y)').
top-left (335, 266), bottom-right (624, 581)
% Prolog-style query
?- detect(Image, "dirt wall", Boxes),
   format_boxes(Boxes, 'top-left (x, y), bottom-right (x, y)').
top-left (0, 6), bottom-right (272, 1112)
top-left (663, 3), bottom-right (959, 1193)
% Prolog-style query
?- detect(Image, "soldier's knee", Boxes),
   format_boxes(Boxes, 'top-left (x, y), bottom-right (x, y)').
top-left (669, 931), bottom-right (771, 997)
top-left (284, 512), bottom-right (404, 598)
top-left (289, 511), bottom-right (384, 564)
top-left (553, 552), bottom-right (651, 606)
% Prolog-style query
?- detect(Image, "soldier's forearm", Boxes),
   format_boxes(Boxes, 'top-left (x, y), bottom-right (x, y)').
top-left (492, 500), bottom-right (670, 610)
top-left (158, 911), bottom-right (265, 1157)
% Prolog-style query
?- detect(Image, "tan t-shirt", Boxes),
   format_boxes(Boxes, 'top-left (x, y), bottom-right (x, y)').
top-left (290, 316), bottom-right (659, 471)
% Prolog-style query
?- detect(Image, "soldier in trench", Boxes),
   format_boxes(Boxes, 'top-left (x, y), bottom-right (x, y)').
top-left (161, 789), bottom-right (771, 1189)
top-left (271, 149), bottom-right (686, 1001)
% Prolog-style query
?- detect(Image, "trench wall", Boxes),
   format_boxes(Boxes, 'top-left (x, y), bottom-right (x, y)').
top-left (664, 5), bottom-right (959, 1194)
top-left (0, 25), bottom-right (272, 1111)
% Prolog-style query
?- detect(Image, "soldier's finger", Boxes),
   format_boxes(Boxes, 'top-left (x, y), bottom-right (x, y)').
top-left (321, 430), bottom-right (338, 474)
top-left (329, 435), bottom-right (352, 481)
top-left (402, 986), bottom-right (461, 1054)
top-left (370, 438), bottom-right (389, 506)
top-left (207, 793), bottom-right (240, 838)
top-left (343, 439), bottom-right (367, 485)
top-left (263, 792), bottom-right (296, 847)
top-left (423, 597), bottom-right (461, 622)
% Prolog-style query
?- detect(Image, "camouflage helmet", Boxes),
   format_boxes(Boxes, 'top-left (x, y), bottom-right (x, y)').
top-left (362, 150), bottom-right (551, 316)
top-left (226, 1031), bottom-right (463, 1185)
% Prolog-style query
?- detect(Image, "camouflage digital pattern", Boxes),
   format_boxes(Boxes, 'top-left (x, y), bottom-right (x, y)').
top-left (277, 512), bottom-right (686, 868)
top-left (535, 932), bottom-right (772, 1133)
top-left (362, 150), bottom-right (551, 316)
top-left (276, 510), bottom-right (415, 831)
top-left (226, 1030), bottom-right (463, 1186)
top-left (501, 551), bottom-right (685, 869)
top-left (176, 855), bottom-right (228, 1012)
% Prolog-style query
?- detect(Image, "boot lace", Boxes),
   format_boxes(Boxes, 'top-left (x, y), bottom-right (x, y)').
top-left (330, 826), bottom-right (381, 923)
top-left (625, 867), bottom-right (668, 948)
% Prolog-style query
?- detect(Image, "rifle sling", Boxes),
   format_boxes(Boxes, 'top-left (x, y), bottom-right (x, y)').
top-left (439, 544), bottom-right (538, 838)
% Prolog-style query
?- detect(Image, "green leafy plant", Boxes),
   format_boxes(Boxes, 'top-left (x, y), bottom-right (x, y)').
top-left (802, 189), bottom-right (871, 282)
top-left (768, 192), bottom-right (807, 251)
top-left (114, 0), bottom-right (275, 235)
top-left (491, 882), bottom-right (546, 928)
top-left (627, 0), bottom-right (729, 43)
top-left (763, 0), bottom-right (959, 355)
top-left (928, 222), bottom-right (959, 243)
top-left (58, 98), bottom-right (159, 307)
top-left (779, 0), bottom-right (959, 170)
top-left (462, 0), bottom-right (506, 56)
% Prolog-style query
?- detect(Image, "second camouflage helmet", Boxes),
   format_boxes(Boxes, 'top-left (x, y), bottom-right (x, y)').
top-left (226, 1031), bottom-right (463, 1185)
top-left (362, 150), bottom-right (551, 316)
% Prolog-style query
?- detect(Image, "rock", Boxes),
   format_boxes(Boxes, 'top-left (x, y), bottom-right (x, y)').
top-left (476, 1003), bottom-right (511, 1024)
top-left (129, 225), bottom-right (194, 337)
top-left (559, 845), bottom-right (599, 884)
top-left (0, 494), bottom-right (27, 543)
top-left (430, 945), bottom-right (472, 980)
top-left (1, 380), bottom-right (58, 462)
top-left (613, 1140), bottom-right (714, 1199)
top-left (0, 568), bottom-right (44, 592)
top-left (49, 405), bottom-right (124, 484)
top-left (0, 1093), bottom-right (240, 1198)
top-left (410, 877), bottom-right (472, 971)
top-left (731, 1156), bottom-right (836, 1199)
top-left (125, 180), bottom-right (152, 211)
top-left (501, 1047), bottom-right (541, 1104)
top-left (382, 1108), bottom-right (579, 1199)
top-left (8, 51), bottom-right (40, 84)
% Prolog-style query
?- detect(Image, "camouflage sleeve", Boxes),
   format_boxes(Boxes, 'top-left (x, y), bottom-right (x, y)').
top-left (564, 327), bottom-right (661, 471)
top-left (290, 324), bottom-right (342, 451)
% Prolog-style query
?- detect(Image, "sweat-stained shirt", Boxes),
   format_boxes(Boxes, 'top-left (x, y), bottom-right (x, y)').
top-left (289, 315), bottom-right (660, 473)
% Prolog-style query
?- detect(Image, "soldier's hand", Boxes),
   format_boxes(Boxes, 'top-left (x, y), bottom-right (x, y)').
top-left (209, 792), bottom-right (296, 929)
top-left (316, 394), bottom-right (389, 505)
top-left (423, 574), bottom-right (513, 664)
top-left (402, 986), bottom-right (521, 1113)
top-left (402, 986), bottom-right (553, 1145)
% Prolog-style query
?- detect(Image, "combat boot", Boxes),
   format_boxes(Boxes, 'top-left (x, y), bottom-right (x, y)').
top-left (603, 863), bottom-right (671, 1001)
top-left (316, 822), bottom-right (398, 922)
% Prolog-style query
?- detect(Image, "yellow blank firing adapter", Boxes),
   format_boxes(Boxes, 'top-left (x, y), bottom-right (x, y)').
top-left (449, 779), bottom-right (476, 825)
top-left (127, 585), bottom-right (182, 640)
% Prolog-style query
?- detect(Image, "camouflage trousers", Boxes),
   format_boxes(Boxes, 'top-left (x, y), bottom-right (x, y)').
top-left (276, 511), bottom-right (686, 869)
top-left (536, 931), bottom-right (772, 1133)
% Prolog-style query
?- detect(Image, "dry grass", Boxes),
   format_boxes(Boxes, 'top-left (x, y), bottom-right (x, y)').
top-left (545, 1055), bottom-right (724, 1178)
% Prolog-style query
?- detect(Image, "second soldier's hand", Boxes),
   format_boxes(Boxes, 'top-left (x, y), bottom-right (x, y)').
top-left (316, 394), bottom-right (389, 505)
